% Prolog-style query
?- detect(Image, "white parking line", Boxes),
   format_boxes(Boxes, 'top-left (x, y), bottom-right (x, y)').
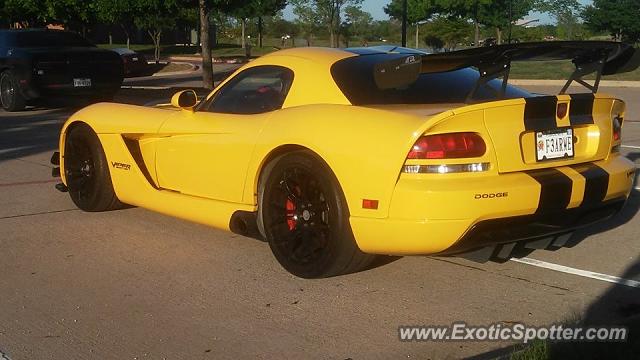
top-left (511, 257), bottom-right (640, 289)
top-left (120, 85), bottom-right (170, 90)
top-left (622, 145), bottom-right (640, 149)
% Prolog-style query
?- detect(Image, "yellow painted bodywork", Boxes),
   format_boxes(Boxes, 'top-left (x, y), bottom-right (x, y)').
top-left (58, 47), bottom-right (635, 255)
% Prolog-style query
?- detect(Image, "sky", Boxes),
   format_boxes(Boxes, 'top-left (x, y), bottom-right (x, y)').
top-left (282, 0), bottom-right (593, 25)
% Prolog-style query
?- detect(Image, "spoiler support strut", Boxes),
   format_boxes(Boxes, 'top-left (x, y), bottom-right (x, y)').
top-left (560, 57), bottom-right (606, 94)
top-left (466, 61), bottom-right (511, 103)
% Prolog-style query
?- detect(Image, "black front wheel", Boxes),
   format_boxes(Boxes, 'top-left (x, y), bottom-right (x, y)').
top-left (0, 70), bottom-right (26, 112)
top-left (64, 124), bottom-right (122, 212)
top-left (257, 151), bottom-right (374, 278)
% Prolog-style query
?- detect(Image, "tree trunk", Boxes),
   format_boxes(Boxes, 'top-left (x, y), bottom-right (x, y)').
top-left (335, 7), bottom-right (341, 47)
top-left (148, 30), bottom-right (162, 63)
top-left (415, 24), bottom-right (419, 49)
top-left (199, 0), bottom-right (214, 90)
top-left (109, 33), bottom-right (113, 45)
top-left (241, 19), bottom-right (246, 49)
top-left (258, 17), bottom-right (263, 48)
top-left (120, 25), bottom-right (130, 49)
top-left (496, 28), bottom-right (502, 45)
top-left (329, 27), bottom-right (335, 48)
top-left (474, 19), bottom-right (480, 47)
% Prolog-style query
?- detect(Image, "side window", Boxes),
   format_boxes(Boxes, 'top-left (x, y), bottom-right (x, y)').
top-left (203, 65), bottom-right (294, 114)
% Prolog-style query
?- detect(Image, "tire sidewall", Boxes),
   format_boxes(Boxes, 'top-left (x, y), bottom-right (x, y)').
top-left (0, 71), bottom-right (17, 111)
top-left (258, 151), bottom-right (354, 278)
top-left (64, 125), bottom-right (115, 211)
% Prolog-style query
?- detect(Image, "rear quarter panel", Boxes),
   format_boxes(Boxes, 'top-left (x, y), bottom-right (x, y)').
top-left (243, 104), bottom-right (438, 218)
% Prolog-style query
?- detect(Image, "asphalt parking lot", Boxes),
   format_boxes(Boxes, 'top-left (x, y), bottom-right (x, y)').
top-left (1, 84), bottom-right (639, 359)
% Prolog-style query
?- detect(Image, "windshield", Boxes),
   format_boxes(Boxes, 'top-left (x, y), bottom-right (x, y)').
top-left (9, 31), bottom-right (95, 48)
top-left (331, 54), bottom-right (531, 105)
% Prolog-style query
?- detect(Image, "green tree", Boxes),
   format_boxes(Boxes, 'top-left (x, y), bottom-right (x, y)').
top-left (343, 5), bottom-right (373, 43)
top-left (292, 0), bottom-right (322, 46)
top-left (423, 34), bottom-right (444, 51)
top-left (437, 0), bottom-right (492, 47)
top-left (292, 0), bottom-right (363, 48)
top-left (479, 0), bottom-right (533, 44)
top-left (535, 0), bottom-right (582, 40)
top-left (134, 0), bottom-right (179, 62)
top-left (2, 0), bottom-right (44, 27)
top-left (385, 0), bottom-right (440, 48)
top-left (230, 0), bottom-right (286, 48)
top-left (583, 0), bottom-right (640, 42)
top-left (94, 0), bottom-right (137, 47)
top-left (43, 0), bottom-right (97, 33)
top-left (194, 0), bottom-right (246, 89)
top-left (265, 14), bottom-right (299, 46)
top-left (384, 0), bottom-right (440, 25)
top-left (423, 15), bottom-right (472, 50)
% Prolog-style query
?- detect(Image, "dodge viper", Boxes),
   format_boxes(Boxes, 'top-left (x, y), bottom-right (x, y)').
top-left (52, 41), bottom-right (639, 278)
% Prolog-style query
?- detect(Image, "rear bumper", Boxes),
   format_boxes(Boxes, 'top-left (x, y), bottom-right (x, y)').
top-left (22, 81), bottom-right (122, 100)
top-left (349, 154), bottom-right (635, 256)
top-left (15, 68), bottom-right (122, 101)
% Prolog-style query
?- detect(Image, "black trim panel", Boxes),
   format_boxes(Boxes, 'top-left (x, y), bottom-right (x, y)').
top-left (523, 96), bottom-right (558, 131)
top-left (571, 163), bottom-right (609, 206)
top-left (122, 136), bottom-right (159, 189)
top-left (527, 168), bottom-right (573, 214)
top-left (441, 197), bottom-right (626, 255)
top-left (568, 93), bottom-right (595, 125)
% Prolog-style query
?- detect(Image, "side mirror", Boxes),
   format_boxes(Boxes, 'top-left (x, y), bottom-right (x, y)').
top-left (171, 90), bottom-right (198, 111)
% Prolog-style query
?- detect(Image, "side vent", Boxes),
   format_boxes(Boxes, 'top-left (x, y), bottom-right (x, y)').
top-left (122, 136), bottom-right (159, 189)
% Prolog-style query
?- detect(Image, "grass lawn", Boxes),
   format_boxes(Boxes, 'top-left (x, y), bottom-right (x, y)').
top-left (504, 60), bottom-right (640, 81)
top-left (98, 42), bottom-right (640, 81)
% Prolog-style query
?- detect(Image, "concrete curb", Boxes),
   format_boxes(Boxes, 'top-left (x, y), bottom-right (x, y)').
top-left (168, 56), bottom-right (248, 64)
top-left (168, 56), bottom-right (202, 62)
top-left (151, 62), bottom-right (198, 77)
top-left (510, 79), bottom-right (640, 87)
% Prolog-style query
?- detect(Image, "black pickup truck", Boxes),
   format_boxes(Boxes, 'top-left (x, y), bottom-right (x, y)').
top-left (0, 29), bottom-right (124, 111)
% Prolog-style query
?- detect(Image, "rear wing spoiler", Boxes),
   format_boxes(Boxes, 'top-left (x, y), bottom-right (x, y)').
top-left (370, 42), bottom-right (639, 100)
top-left (420, 41), bottom-right (639, 99)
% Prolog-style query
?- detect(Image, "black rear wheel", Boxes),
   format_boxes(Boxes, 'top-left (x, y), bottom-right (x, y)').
top-left (0, 70), bottom-right (26, 112)
top-left (258, 151), bottom-right (374, 278)
top-left (64, 124), bottom-right (122, 212)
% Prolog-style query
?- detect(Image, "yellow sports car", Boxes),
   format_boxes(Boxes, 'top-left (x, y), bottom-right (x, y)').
top-left (52, 42), bottom-right (639, 278)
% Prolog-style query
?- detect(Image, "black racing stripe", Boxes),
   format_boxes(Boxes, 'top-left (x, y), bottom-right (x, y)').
top-left (122, 136), bottom-right (159, 189)
top-left (570, 163), bottom-right (609, 206)
top-left (527, 168), bottom-right (573, 214)
top-left (568, 93), bottom-right (595, 125)
top-left (524, 96), bottom-right (558, 131)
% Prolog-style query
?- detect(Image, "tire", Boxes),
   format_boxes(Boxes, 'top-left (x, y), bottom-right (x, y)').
top-left (64, 124), bottom-right (122, 212)
top-left (0, 70), bottom-right (26, 112)
top-left (257, 151), bottom-right (375, 278)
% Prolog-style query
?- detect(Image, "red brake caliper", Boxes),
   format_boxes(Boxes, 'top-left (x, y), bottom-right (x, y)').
top-left (286, 199), bottom-right (296, 231)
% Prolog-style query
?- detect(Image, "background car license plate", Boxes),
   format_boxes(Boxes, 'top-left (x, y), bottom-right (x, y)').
top-left (73, 78), bottom-right (91, 87)
top-left (535, 128), bottom-right (574, 161)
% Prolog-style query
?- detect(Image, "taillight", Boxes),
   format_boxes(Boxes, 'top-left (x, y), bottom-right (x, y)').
top-left (611, 100), bottom-right (625, 148)
top-left (613, 115), bottom-right (622, 141)
top-left (408, 132), bottom-right (486, 159)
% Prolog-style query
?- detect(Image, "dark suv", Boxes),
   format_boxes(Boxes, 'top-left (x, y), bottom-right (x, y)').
top-left (0, 29), bottom-right (124, 111)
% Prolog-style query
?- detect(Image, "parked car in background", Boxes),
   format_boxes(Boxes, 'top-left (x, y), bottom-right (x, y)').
top-left (112, 48), bottom-right (149, 77)
top-left (0, 29), bottom-right (124, 111)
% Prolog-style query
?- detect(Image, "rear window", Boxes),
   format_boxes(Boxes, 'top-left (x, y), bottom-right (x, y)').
top-left (8, 31), bottom-right (94, 48)
top-left (331, 54), bottom-right (531, 105)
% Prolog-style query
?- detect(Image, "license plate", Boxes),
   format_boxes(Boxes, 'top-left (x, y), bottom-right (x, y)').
top-left (73, 78), bottom-right (91, 87)
top-left (132, 57), bottom-right (138, 61)
top-left (535, 128), bottom-right (574, 161)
